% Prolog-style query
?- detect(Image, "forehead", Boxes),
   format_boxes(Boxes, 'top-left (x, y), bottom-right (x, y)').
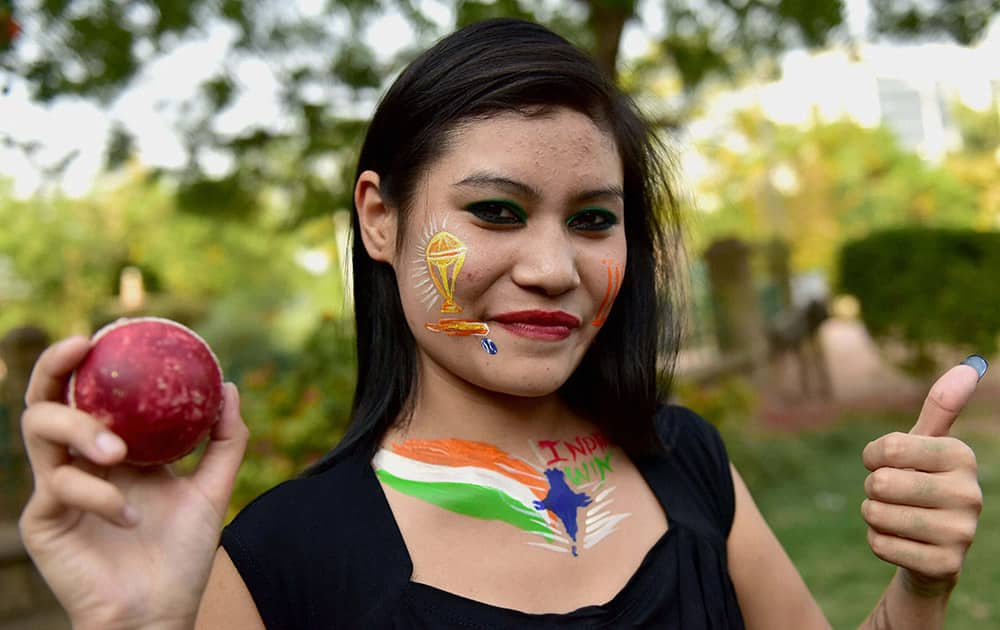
top-left (428, 108), bottom-right (623, 191)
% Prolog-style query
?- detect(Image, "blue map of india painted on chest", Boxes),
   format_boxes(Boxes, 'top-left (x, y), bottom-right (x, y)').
top-left (373, 433), bottom-right (632, 557)
top-left (533, 469), bottom-right (592, 556)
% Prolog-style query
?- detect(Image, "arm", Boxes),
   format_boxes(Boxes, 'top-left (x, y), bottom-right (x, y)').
top-left (18, 337), bottom-right (249, 630)
top-left (730, 359), bottom-right (983, 630)
top-left (858, 569), bottom-right (953, 630)
top-left (195, 548), bottom-right (266, 630)
top-left (727, 464), bottom-right (831, 630)
top-left (856, 361), bottom-right (984, 629)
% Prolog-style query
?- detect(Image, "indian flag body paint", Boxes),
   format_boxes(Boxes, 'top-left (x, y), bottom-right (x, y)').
top-left (373, 437), bottom-right (632, 557)
top-left (373, 447), bottom-right (551, 536)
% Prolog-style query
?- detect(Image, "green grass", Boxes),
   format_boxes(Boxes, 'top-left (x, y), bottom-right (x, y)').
top-left (723, 411), bottom-right (1000, 629)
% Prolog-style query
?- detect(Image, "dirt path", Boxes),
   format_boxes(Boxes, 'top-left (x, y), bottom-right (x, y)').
top-left (759, 317), bottom-right (999, 431)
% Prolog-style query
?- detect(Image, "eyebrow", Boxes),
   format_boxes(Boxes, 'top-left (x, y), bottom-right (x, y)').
top-left (453, 171), bottom-right (624, 205)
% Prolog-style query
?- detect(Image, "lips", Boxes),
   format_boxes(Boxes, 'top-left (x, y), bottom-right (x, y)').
top-left (491, 310), bottom-right (581, 341)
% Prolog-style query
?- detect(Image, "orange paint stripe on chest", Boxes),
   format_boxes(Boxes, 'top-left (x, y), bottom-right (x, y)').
top-left (390, 438), bottom-right (549, 497)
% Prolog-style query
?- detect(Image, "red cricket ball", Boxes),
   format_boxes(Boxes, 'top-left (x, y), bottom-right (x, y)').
top-left (68, 317), bottom-right (224, 466)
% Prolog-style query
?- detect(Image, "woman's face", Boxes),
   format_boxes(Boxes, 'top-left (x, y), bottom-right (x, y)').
top-left (392, 107), bottom-right (627, 398)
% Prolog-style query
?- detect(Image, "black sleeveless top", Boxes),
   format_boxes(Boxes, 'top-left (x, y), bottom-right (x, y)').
top-left (221, 406), bottom-right (745, 628)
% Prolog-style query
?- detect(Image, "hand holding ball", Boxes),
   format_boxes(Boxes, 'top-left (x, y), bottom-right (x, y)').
top-left (68, 317), bottom-right (224, 465)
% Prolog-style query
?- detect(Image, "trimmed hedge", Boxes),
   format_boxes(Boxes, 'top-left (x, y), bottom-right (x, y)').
top-left (839, 228), bottom-right (1000, 367)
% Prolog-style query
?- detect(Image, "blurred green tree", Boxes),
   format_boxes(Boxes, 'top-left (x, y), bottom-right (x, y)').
top-left (946, 100), bottom-right (1000, 230)
top-left (840, 228), bottom-right (1000, 374)
top-left (690, 111), bottom-right (981, 274)
top-left (0, 170), bottom-right (347, 348)
top-left (3, 0), bottom-right (996, 227)
top-left (951, 100), bottom-right (1000, 153)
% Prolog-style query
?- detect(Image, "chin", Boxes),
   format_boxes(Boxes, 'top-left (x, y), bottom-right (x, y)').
top-left (418, 347), bottom-right (578, 399)
top-left (468, 373), bottom-right (568, 399)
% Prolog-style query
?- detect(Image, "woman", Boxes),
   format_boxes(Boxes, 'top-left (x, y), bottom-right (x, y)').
top-left (19, 18), bottom-right (984, 629)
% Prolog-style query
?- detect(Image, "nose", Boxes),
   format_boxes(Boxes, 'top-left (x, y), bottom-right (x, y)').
top-left (510, 223), bottom-right (581, 297)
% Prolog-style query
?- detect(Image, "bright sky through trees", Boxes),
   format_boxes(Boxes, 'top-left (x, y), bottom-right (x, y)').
top-left (0, 0), bottom-right (996, 198)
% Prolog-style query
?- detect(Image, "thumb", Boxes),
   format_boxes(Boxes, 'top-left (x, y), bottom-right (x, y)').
top-left (193, 382), bottom-right (249, 516)
top-left (910, 355), bottom-right (988, 437)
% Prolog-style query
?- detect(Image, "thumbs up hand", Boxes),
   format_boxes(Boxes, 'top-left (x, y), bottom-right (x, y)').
top-left (861, 356), bottom-right (986, 595)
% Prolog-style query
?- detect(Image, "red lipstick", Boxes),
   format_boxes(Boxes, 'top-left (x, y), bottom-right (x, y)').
top-left (491, 310), bottom-right (581, 341)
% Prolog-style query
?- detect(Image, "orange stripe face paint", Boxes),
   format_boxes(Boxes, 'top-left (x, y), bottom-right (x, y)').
top-left (591, 259), bottom-right (623, 327)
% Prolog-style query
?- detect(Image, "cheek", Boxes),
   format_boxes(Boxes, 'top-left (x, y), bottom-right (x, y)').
top-left (451, 238), bottom-right (507, 299)
top-left (398, 236), bottom-right (501, 326)
top-left (449, 263), bottom-right (503, 313)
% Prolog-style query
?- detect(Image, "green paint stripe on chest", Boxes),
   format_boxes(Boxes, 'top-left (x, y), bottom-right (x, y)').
top-left (376, 469), bottom-right (552, 536)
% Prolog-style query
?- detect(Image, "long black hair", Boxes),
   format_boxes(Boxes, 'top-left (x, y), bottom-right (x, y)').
top-left (307, 17), bottom-right (684, 473)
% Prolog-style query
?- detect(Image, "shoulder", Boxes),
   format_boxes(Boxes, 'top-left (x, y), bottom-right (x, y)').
top-left (220, 451), bottom-right (410, 628)
top-left (218, 471), bottom-right (332, 629)
top-left (653, 404), bottom-right (729, 463)
top-left (219, 459), bottom-right (352, 603)
top-left (226, 456), bottom-right (382, 536)
top-left (224, 457), bottom-right (361, 544)
top-left (646, 404), bottom-right (736, 536)
top-left (222, 446), bottom-right (398, 567)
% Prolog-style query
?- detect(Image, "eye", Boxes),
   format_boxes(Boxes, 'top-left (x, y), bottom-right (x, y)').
top-left (464, 199), bottom-right (527, 225)
top-left (566, 208), bottom-right (619, 232)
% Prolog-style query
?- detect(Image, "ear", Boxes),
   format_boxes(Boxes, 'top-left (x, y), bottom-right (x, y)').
top-left (354, 170), bottom-right (397, 265)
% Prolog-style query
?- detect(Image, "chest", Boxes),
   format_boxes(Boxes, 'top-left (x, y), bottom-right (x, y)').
top-left (378, 454), bottom-right (668, 613)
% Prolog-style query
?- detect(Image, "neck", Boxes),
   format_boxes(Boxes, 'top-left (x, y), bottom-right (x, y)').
top-left (386, 352), bottom-right (592, 449)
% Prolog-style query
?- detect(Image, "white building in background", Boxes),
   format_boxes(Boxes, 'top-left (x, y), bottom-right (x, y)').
top-left (687, 37), bottom-right (1000, 163)
top-left (771, 42), bottom-right (1000, 160)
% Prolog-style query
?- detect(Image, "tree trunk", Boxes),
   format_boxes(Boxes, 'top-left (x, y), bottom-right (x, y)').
top-left (586, 0), bottom-right (635, 82)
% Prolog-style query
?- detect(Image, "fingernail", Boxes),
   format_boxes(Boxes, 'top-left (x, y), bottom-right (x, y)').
top-left (121, 504), bottom-right (140, 526)
top-left (95, 431), bottom-right (125, 457)
top-left (960, 355), bottom-right (989, 382)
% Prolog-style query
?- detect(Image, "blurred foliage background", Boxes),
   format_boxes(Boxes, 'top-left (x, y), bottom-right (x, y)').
top-left (1, 1), bottom-right (1000, 626)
